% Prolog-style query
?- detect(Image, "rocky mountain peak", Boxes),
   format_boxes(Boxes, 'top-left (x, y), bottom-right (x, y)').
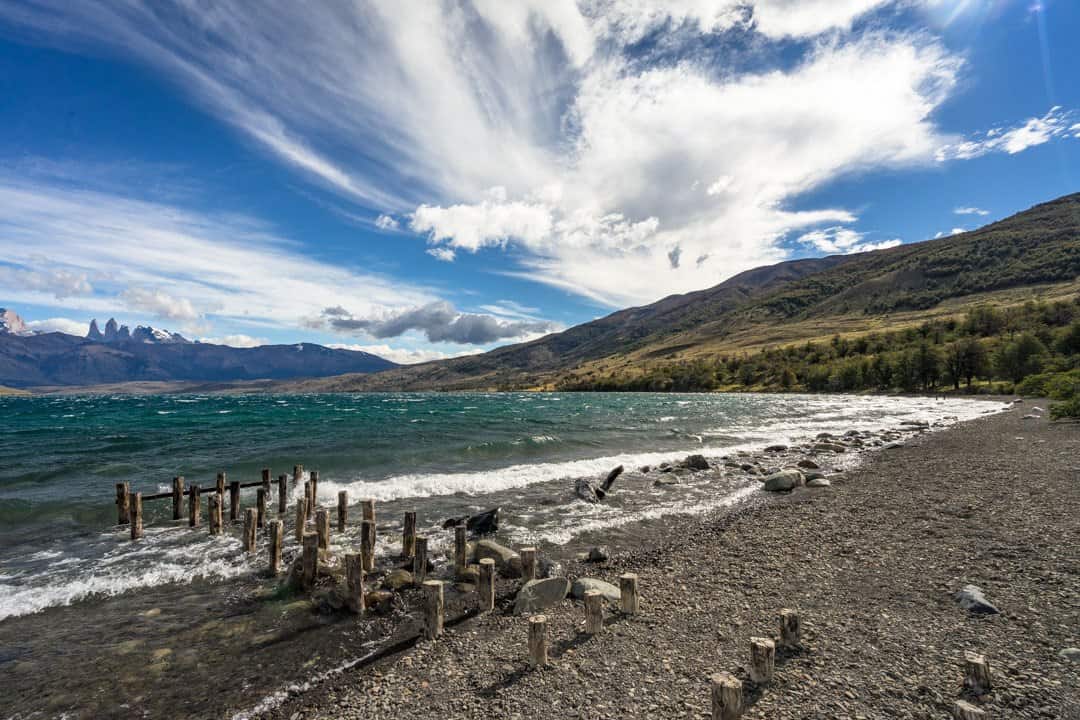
top-left (0, 308), bottom-right (31, 336)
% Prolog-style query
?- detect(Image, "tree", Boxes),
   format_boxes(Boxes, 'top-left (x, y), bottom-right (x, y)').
top-left (994, 333), bottom-right (1047, 384)
top-left (1056, 320), bottom-right (1080, 356)
top-left (959, 337), bottom-right (988, 390)
top-left (915, 342), bottom-right (942, 390)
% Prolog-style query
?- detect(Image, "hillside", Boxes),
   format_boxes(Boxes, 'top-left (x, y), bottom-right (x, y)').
top-left (284, 193), bottom-right (1080, 392)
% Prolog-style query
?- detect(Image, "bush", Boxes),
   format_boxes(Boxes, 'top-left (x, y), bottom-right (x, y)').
top-left (1050, 396), bottom-right (1080, 419)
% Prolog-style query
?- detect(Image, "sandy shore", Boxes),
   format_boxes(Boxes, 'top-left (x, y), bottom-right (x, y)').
top-left (260, 404), bottom-right (1080, 720)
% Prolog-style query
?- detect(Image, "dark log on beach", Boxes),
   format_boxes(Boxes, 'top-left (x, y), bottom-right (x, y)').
top-left (229, 481), bottom-right (240, 522)
top-left (293, 464), bottom-right (303, 486)
top-left (402, 511), bottom-right (417, 558)
top-left (338, 490), bottom-right (348, 532)
top-left (189, 484), bottom-right (201, 527)
top-left (304, 482), bottom-right (313, 520)
top-left (277, 474), bottom-right (288, 513)
top-left (575, 465), bottom-right (624, 503)
top-left (442, 507), bottom-right (500, 535)
top-left (172, 477), bottom-right (184, 520)
top-left (130, 491), bottom-right (143, 540)
top-left (116, 482), bottom-right (130, 525)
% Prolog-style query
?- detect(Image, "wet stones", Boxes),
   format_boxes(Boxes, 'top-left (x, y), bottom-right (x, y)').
top-left (763, 469), bottom-right (804, 492)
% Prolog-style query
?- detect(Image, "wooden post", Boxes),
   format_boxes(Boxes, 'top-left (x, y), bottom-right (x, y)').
top-left (953, 700), bottom-right (986, 719)
top-left (115, 482), bottom-right (130, 525)
top-left (361, 498), bottom-right (375, 532)
top-left (293, 464), bottom-right (303, 486)
top-left (413, 536), bottom-right (428, 584)
top-left (189, 484), bottom-right (201, 527)
top-left (345, 553), bottom-right (365, 614)
top-left (216, 471), bottom-right (226, 497)
top-left (963, 651), bottom-right (991, 696)
top-left (303, 481), bottom-right (313, 519)
top-left (454, 524), bottom-right (468, 574)
top-left (619, 573), bottom-right (639, 615)
top-left (402, 511), bottom-right (417, 558)
top-left (778, 609), bottom-right (800, 649)
top-left (209, 492), bottom-right (223, 535)
top-left (261, 467), bottom-right (271, 498)
top-left (294, 498), bottom-right (307, 542)
top-left (423, 580), bottom-right (444, 639)
top-left (520, 547), bottom-right (537, 581)
top-left (584, 589), bottom-right (603, 634)
top-left (310, 470), bottom-right (319, 505)
top-left (130, 492), bottom-right (143, 540)
top-left (337, 491), bottom-right (348, 532)
top-left (478, 558), bottom-right (496, 612)
top-left (710, 672), bottom-right (743, 720)
top-left (268, 520), bottom-right (283, 575)
top-left (748, 637), bottom-right (775, 684)
top-left (243, 508), bottom-right (257, 553)
top-left (229, 481), bottom-right (240, 521)
top-left (277, 474), bottom-right (287, 513)
top-left (528, 615), bottom-right (548, 667)
top-left (316, 509), bottom-right (330, 550)
top-left (361, 519), bottom-right (375, 571)
top-left (172, 477), bottom-right (184, 520)
top-left (301, 532), bottom-right (318, 588)
top-left (256, 488), bottom-right (267, 528)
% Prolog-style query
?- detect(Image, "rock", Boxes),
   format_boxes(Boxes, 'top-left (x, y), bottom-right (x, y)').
top-left (844, 430), bottom-right (861, 437)
top-left (586, 546), bottom-right (610, 563)
top-left (806, 478), bottom-right (831, 487)
top-left (384, 568), bottom-right (413, 590)
top-left (1022, 414), bottom-right (1040, 419)
top-left (884, 441), bottom-right (904, 450)
top-left (954, 584), bottom-right (1000, 614)
top-left (802, 470), bottom-right (826, 482)
top-left (1058, 648), bottom-right (1080, 662)
top-left (815, 432), bottom-right (834, 439)
top-left (638, 465), bottom-right (651, 473)
top-left (365, 590), bottom-right (395, 615)
top-left (475, 539), bottom-right (522, 578)
top-left (654, 476), bottom-right (680, 486)
top-left (901, 420), bottom-right (929, 428)
top-left (457, 565), bottom-right (480, 584)
top-left (682, 454), bottom-right (710, 470)
top-left (441, 507), bottom-right (500, 535)
top-left (514, 577), bottom-right (570, 615)
top-left (764, 444), bottom-right (788, 453)
top-left (763, 469), bottom-right (803, 492)
top-left (813, 442), bottom-right (847, 453)
top-left (575, 465), bottom-right (624, 502)
top-left (571, 578), bottom-right (620, 604)
top-left (797, 459), bottom-right (820, 469)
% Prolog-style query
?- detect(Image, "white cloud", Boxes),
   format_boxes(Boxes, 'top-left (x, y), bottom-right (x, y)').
top-left (197, 334), bottom-right (267, 348)
top-left (954, 206), bottom-right (989, 216)
top-left (797, 226), bottom-right (902, 254)
top-left (25, 317), bottom-right (88, 336)
top-left (327, 343), bottom-right (481, 365)
top-left (937, 107), bottom-right (1079, 161)
top-left (0, 263), bottom-right (93, 299)
top-left (121, 287), bottom-right (199, 322)
top-left (425, 247), bottom-right (457, 262)
top-left (375, 214), bottom-right (399, 231)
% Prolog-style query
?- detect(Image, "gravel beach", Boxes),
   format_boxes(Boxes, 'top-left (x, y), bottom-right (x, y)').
top-left (262, 404), bottom-right (1080, 720)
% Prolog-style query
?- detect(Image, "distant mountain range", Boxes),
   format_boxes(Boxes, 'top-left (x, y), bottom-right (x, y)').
top-left (0, 311), bottom-right (396, 388)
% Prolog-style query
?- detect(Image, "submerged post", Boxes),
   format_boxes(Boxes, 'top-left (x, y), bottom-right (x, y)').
top-left (520, 547), bottom-right (537, 582)
top-left (584, 589), bottom-right (603, 635)
top-left (301, 532), bottom-right (318, 588)
top-left (778, 609), bottom-right (800, 649)
top-left (413, 536), bottom-right (428, 584)
top-left (229, 480), bottom-right (240, 522)
top-left (294, 498), bottom-right (307, 542)
top-left (360, 519), bottom-right (375, 571)
top-left (268, 520), bottom-right (283, 575)
top-left (243, 508), bottom-right (257, 553)
top-left (423, 580), bottom-right (444, 640)
top-left (345, 553), bottom-right (365, 614)
top-left (528, 615), bottom-right (548, 667)
top-left (710, 672), bottom-right (743, 720)
top-left (277, 474), bottom-right (287, 513)
top-left (337, 491), bottom-right (348, 532)
top-left (748, 637), bottom-right (775, 684)
top-left (130, 492), bottom-right (143, 540)
top-left (189, 484), bottom-right (201, 527)
top-left (619, 573), bottom-right (639, 615)
top-left (478, 558), bottom-right (495, 612)
top-left (116, 482), bottom-right (130, 525)
top-left (402, 511), bottom-right (417, 558)
top-left (454, 525), bottom-right (468, 575)
top-left (256, 488), bottom-right (267, 529)
top-left (172, 476), bottom-right (185, 520)
top-left (316, 509), bottom-right (330, 550)
top-left (209, 492), bottom-right (223, 535)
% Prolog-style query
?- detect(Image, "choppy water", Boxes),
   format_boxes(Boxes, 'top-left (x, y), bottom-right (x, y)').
top-left (0, 392), bottom-right (1005, 718)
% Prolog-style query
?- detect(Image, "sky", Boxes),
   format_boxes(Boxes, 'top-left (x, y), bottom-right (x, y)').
top-left (0, 0), bottom-right (1078, 364)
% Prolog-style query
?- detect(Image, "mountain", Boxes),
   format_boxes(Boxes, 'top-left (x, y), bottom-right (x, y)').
top-left (0, 324), bottom-right (397, 388)
top-left (0, 308), bottom-right (31, 336)
top-left (283, 192), bottom-right (1080, 392)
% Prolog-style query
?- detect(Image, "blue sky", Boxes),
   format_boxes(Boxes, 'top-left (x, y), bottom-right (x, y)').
top-left (0, 0), bottom-right (1078, 363)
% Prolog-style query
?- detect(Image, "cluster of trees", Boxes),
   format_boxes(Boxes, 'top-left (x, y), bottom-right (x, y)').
top-left (556, 297), bottom-right (1080, 418)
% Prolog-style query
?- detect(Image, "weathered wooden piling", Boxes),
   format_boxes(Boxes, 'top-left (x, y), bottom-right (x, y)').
top-left (130, 492), bottom-right (143, 540)
top-left (619, 573), bottom-right (639, 615)
top-left (478, 558), bottom-right (496, 612)
top-left (316, 509), bottom-right (330, 550)
top-left (520, 547), bottom-right (537, 582)
top-left (172, 477), bottom-right (185, 520)
top-left (209, 492), bottom-right (223, 535)
top-left (268, 520), bottom-right (283, 575)
top-left (584, 589), bottom-right (603, 634)
top-left (337, 491), bottom-right (348, 532)
top-left (964, 651), bottom-right (991, 696)
top-left (277, 474), bottom-right (287, 513)
top-left (528, 615), bottom-right (548, 667)
top-left (116, 482), bottom-right (130, 525)
top-left (216, 471), bottom-right (226, 497)
top-left (953, 700), bottom-right (986, 719)
top-left (748, 637), bottom-right (775, 684)
top-left (402, 511), bottom-right (417, 558)
top-left (413, 536), bottom-right (428, 584)
top-left (304, 481), bottom-right (313, 520)
top-left (361, 498), bottom-right (375, 526)
top-left (454, 524), bottom-right (468, 574)
top-left (423, 580), bottom-right (444, 639)
top-left (229, 480), bottom-right (240, 521)
top-left (293, 464), bottom-right (303, 485)
top-left (301, 532), bottom-right (318, 588)
top-left (710, 672), bottom-right (743, 720)
top-left (294, 498), bottom-right (307, 542)
top-left (778, 608), bottom-right (800, 649)
top-left (360, 519), bottom-right (375, 571)
top-left (243, 508), bottom-right (257, 553)
top-left (261, 468), bottom-right (271, 498)
top-left (189, 483), bottom-right (201, 527)
top-left (345, 553), bottom-right (365, 614)
top-left (310, 470), bottom-right (319, 504)
top-left (256, 488), bottom-right (267, 529)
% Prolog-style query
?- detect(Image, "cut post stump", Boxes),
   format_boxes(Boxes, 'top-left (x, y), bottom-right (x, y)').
top-left (423, 580), bottom-right (444, 640)
top-left (710, 672), bottom-right (743, 720)
top-left (748, 637), bottom-right (775, 684)
top-left (584, 589), bottom-right (603, 635)
top-left (345, 552), bottom-right (365, 614)
top-left (478, 557), bottom-right (496, 612)
top-left (619, 573), bottom-right (639, 615)
top-left (528, 615), bottom-right (548, 667)
top-left (402, 511), bottom-right (417, 558)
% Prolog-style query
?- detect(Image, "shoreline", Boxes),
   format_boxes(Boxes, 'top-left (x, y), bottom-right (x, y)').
top-left (258, 402), bottom-right (1079, 720)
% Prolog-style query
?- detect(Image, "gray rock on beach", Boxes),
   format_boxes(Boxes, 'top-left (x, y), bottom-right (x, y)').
top-left (586, 546), bottom-right (609, 563)
top-left (514, 577), bottom-right (571, 614)
top-left (763, 469), bottom-right (804, 492)
top-left (764, 444), bottom-right (788, 453)
top-left (571, 578), bottom-right (620, 604)
top-left (475, 539), bottom-right (522, 578)
top-left (1059, 648), bottom-right (1080, 662)
top-left (682, 454), bottom-right (711, 470)
top-left (954, 584), bottom-right (1000, 614)
top-left (806, 477), bottom-right (831, 487)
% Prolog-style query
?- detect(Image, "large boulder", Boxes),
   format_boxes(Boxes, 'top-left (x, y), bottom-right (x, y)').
top-left (514, 577), bottom-right (571, 615)
top-left (571, 578), bottom-right (620, 604)
top-left (763, 469), bottom-right (803, 492)
top-left (954, 584), bottom-right (1000, 614)
top-left (682, 454), bottom-right (710, 470)
top-left (475, 539), bottom-right (522, 578)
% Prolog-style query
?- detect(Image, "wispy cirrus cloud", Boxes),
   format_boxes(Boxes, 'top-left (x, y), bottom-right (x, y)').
top-left (936, 107), bottom-right (1080, 161)
top-left (954, 206), bottom-right (989, 216)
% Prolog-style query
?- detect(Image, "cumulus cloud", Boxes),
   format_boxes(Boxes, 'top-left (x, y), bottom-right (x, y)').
top-left (121, 287), bottom-right (199, 321)
top-left (315, 302), bottom-right (558, 345)
top-left (0, 263), bottom-right (93, 299)
top-left (25, 317), bottom-right (89, 336)
top-left (954, 206), bottom-right (989, 216)
top-left (328, 343), bottom-right (481, 365)
top-left (374, 214), bottom-right (399, 231)
top-left (797, 227), bottom-right (902, 255)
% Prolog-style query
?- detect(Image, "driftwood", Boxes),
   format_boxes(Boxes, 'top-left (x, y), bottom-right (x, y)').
top-left (442, 507), bottom-right (500, 535)
top-left (575, 465), bottom-right (624, 503)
